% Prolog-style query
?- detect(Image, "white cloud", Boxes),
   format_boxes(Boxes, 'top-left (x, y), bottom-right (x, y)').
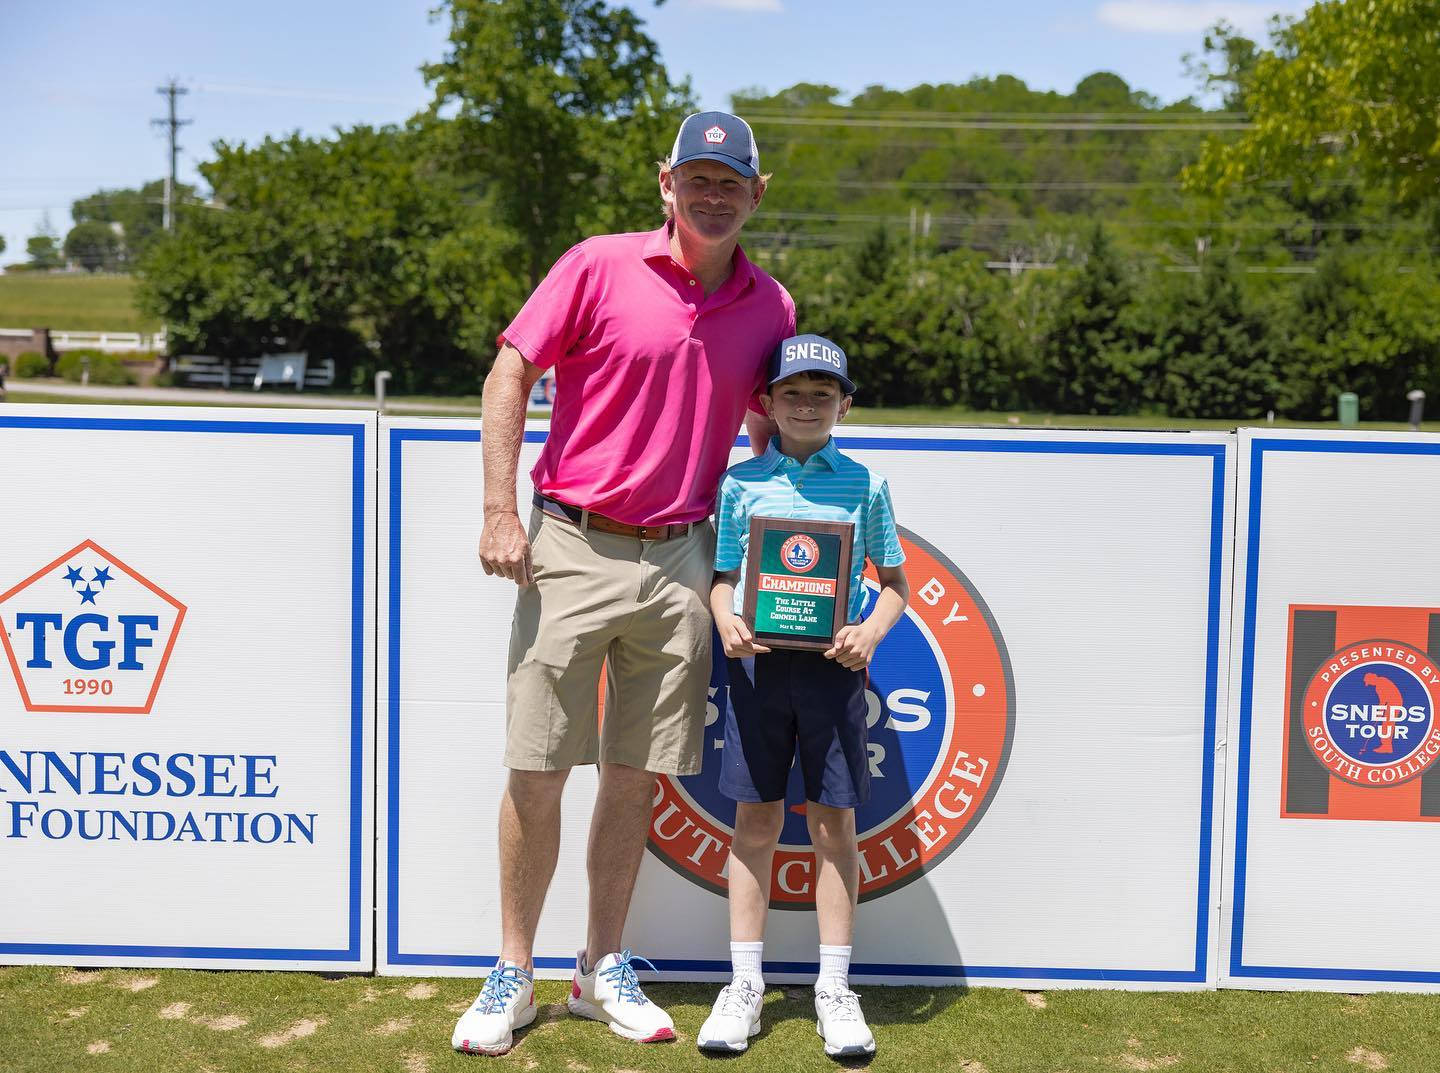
top-left (1097, 2), bottom-right (1304, 36)
top-left (689, 0), bottom-right (784, 12)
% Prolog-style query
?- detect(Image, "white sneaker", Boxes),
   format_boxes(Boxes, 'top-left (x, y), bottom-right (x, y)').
top-left (815, 985), bottom-right (876, 1058)
top-left (452, 962), bottom-right (537, 1056)
top-left (696, 978), bottom-right (764, 1052)
top-left (567, 949), bottom-right (675, 1043)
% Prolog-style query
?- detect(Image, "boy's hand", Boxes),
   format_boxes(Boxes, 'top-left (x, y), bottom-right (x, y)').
top-left (825, 623), bottom-right (881, 670)
top-left (716, 613), bottom-right (771, 658)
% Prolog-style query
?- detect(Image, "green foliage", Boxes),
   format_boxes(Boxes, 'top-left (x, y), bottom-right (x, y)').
top-left (26, 230), bottom-right (62, 270)
top-left (63, 221), bottom-right (122, 273)
top-left (13, 351), bottom-right (49, 377)
top-left (1137, 253), bottom-right (1278, 418)
top-left (1187, 0), bottom-right (1440, 208)
top-left (54, 349), bottom-right (137, 386)
top-left (138, 125), bottom-right (524, 393)
top-left (424, 0), bottom-right (693, 286)
top-left (70, 180), bottom-right (196, 267)
top-left (1268, 249), bottom-right (1440, 419)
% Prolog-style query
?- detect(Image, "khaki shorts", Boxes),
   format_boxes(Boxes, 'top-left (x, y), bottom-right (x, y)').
top-left (504, 508), bottom-right (715, 775)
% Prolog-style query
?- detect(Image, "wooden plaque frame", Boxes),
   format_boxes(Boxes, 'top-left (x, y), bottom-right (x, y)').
top-left (741, 515), bottom-right (855, 651)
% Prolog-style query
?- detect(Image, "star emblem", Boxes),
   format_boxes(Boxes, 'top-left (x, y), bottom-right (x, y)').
top-left (64, 565), bottom-right (86, 586)
top-left (92, 566), bottom-right (113, 588)
top-left (78, 585), bottom-right (99, 605)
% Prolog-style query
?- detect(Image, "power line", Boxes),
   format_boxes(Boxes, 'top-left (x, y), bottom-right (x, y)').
top-left (152, 79), bottom-right (192, 232)
top-left (745, 113), bottom-right (1251, 133)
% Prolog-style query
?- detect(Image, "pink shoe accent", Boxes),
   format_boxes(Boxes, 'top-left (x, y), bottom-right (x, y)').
top-left (640, 1027), bottom-right (676, 1043)
top-left (571, 978), bottom-right (582, 999)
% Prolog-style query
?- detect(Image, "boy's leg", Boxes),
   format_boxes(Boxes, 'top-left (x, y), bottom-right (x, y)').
top-left (729, 800), bottom-right (786, 946)
top-left (806, 802), bottom-right (858, 953)
top-left (698, 801), bottom-right (781, 1053)
top-left (807, 800), bottom-right (873, 1058)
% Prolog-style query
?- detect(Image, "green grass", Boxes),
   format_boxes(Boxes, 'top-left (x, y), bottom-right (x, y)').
top-left (0, 966), bottom-right (1433, 1073)
top-left (0, 273), bottom-right (157, 333)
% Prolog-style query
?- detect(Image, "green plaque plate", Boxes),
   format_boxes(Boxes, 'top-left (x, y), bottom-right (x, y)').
top-left (742, 516), bottom-right (854, 651)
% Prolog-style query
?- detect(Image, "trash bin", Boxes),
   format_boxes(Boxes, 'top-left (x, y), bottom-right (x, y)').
top-left (1338, 392), bottom-right (1359, 426)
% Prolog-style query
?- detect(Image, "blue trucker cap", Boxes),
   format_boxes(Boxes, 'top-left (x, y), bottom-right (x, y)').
top-left (768, 334), bottom-right (856, 396)
top-left (669, 111), bottom-right (759, 178)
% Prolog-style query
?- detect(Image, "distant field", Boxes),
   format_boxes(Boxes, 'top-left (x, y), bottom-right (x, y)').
top-left (0, 273), bottom-right (157, 333)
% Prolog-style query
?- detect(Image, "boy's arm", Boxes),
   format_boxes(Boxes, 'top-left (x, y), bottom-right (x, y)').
top-left (825, 563), bottom-right (910, 670)
top-left (711, 570), bottom-right (771, 658)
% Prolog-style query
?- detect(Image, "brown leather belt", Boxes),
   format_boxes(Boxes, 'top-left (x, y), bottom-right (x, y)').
top-left (533, 492), bottom-right (695, 541)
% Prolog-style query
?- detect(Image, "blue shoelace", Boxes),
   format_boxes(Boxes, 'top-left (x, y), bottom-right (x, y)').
top-left (600, 949), bottom-right (658, 1005)
top-left (476, 964), bottom-right (529, 1014)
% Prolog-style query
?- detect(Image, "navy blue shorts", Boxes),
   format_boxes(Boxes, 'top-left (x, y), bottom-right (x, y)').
top-left (717, 649), bottom-right (871, 809)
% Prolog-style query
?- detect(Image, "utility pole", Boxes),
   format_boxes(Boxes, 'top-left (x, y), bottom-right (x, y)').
top-left (152, 80), bottom-right (191, 231)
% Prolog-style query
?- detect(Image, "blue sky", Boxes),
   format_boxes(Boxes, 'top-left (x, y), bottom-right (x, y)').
top-left (0, 0), bottom-right (1307, 267)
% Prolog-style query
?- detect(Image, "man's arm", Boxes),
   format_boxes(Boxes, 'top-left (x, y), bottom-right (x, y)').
top-left (478, 343), bottom-right (546, 585)
top-left (744, 409), bottom-right (778, 456)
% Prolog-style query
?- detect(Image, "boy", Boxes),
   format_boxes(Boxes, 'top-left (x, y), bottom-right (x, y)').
top-left (697, 334), bottom-right (910, 1059)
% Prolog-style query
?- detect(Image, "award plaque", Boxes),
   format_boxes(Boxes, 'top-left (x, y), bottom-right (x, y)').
top-left (742, 516), bottom-right (855, 651)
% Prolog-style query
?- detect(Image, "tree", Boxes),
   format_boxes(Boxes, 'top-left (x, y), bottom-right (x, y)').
top-left (27, 215), bottom-right (63, 269)
top-left (1034, 226), bottom-right (1152, 415)
top-left (1267, 249), bottom-right (1440, 418)
top-left (64, 221), bottom-right (122, 272)
top-left (1181, 20), bottom-right (1261, 112)
top-left (1186, 0), bottom-right (1440, 208)
top-left (423, 0), bottom-right (692, 287)
top-left (1138, 253), bottom-right (1277, 418)
top-left (139, 124), bottom-right (523, 392)
top-left (70, 180), bottom-right (197, 266)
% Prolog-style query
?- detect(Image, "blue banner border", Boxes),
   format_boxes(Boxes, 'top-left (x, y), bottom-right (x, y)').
top-left (0, 415), bottom-right (368, 964)
top-left (387, 430), bottom-right (1227, 983)
top-left (1230, 436), bottom-right (1440, 985)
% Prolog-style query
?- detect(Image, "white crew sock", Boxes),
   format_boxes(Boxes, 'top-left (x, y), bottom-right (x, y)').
top-left (730, 941), bottom-right (765, 990)
top-left (817, 944), bottom-right (852, 992)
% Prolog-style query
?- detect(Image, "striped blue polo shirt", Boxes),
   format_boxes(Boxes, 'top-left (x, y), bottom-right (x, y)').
top-left (714, 436), bottom-right (905, 622)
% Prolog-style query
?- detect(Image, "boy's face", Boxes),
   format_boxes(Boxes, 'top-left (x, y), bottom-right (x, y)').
top-left (761, 372), bottom-right (852, 444)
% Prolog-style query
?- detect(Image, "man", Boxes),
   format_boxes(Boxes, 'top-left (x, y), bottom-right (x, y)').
top-left (452, 111), bottom-right (794, 1057)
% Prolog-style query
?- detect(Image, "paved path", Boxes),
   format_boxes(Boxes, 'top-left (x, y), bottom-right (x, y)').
top-left (3, 379), bottom-right (486, 415)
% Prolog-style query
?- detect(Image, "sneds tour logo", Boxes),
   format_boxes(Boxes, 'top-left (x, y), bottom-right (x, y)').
top-left (649, 527), bottom-right (1014, 906)
top-left (0, 540), bottom-right (186, 714)
top-left (1283, 605), bottom-right (1440, 822)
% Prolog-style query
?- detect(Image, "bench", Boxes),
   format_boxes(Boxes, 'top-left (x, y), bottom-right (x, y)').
top-left (171, 353), bottom-right (336, 391)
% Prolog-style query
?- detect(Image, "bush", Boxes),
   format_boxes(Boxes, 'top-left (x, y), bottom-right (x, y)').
top-left (13, 351), bottom-right (50, 377)
top-left (55, 349), bottom-right (138, 386)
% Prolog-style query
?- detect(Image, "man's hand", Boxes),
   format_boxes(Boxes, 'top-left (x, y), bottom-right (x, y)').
top-left (478, 510), bottom-right (533, 586)
top-left (825, 623), bottom-right (881, 670)
top-left (716, 612), bottom-right (771, 658)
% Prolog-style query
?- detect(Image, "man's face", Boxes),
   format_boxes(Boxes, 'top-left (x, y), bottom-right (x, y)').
top-left (661, 160), bottom-right (764, 246)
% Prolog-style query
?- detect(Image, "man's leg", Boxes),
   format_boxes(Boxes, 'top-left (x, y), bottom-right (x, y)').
top-left (583, 761), bottom-right (657, 967)
top-left (499, 768), bottom-right (570, 971)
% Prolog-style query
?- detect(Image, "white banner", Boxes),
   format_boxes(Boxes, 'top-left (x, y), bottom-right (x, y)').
top-left (1221, 428), bottom-right (1440, 991)
top-left (380, 421), bottom-right (1232, 988)
top-left (0, 405), bottom-right (374, 971)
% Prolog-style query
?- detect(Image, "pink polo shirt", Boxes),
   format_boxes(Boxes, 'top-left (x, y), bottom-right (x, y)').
top-left (501, 224), bottom-right (796, 526)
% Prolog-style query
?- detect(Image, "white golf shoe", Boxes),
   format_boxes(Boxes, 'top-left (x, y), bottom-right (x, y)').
top-left (696, 978), bottom-right (765, 1052)
top-left (451, 962), bottom-right (537, 1056)
top-left (815, 984), bottom-right (876, 1058)
top-left (567, 949), bottom-right (675, 1043)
